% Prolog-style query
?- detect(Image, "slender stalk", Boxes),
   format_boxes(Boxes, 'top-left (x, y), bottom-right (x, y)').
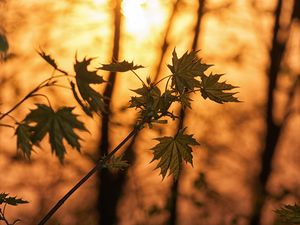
top-left (131, 70), bottom-right (146, 86)
top-left (37, 125), bottom-right (142, 225)
top-left (0, 204), bottom-right (10, 225)
top-left (0, 74), bottom-right (71, 121)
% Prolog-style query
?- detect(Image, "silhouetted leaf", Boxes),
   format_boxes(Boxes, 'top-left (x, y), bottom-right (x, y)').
top-left (0, 193), bottom-right (28, 206)
top-left (74, 56), bottom-right (106, 115)
top-left (24, 104), bottom-right (88, 162)
top-left (99, 60), bottom-right (144, 72)
top-left (168, 49), bottom-right (211, 93)
top-left (37, 49), bottom-right (58, 70)
top-left (200, 73), bottom-right (240, 103)
top-left (15, 123), bottom-right (33, 158)
top-left (151, 128), bottom-right (199, 179)
top-left (70, 81), bottom-right (93, 117)
top-left (275, 204), bottom-right (300, 224)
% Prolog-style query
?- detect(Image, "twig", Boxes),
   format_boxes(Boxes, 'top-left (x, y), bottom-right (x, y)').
top-left (37, 124), bottom-right (143, 225)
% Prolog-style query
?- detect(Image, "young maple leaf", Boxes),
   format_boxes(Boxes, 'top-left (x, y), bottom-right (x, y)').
top-left (168, 49), bottom-right (211, 93)
top-left (15, 123), bottom-right (33, 158)
top-left (200, 73), bottom-right (240, 104)
top-left (0, 193), bottom-right (28, 206)
top-left (24, 104), bottom-right (88, 162)
top-left (73, 56), bottom-right (106, 115)
top-left (151, 128), bottom-right (199, 180)
top-left (99, 60), bottom-right (144, 72)
top-left (37, 49), bottom-right (58, 70)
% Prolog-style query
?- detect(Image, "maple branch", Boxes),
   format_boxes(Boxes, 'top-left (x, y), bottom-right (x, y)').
top-left (37, 124), bottom-right (143, 225)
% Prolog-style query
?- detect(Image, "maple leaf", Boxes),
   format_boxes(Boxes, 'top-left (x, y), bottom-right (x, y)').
top-left (37, 49), bottom-right (58, 70)
top-left (24, 104), bottom-right (88, 162)
top-left (15, 123), bottom-right (33, 158)
top-left (200, 73), bottom-right (240, 104)
top-left (168, 49), bottom-right (211, 93)
top-left (151, 128), bottom-right (199, 179)
top-left (73, 56), bottom-right (106, 115)
top-left (99, 60), bottom-right (144, 72)
top-left (0, 193), bottom-right (28, 206)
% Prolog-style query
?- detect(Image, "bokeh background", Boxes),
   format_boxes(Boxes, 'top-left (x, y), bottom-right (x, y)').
top-left (0, 0), bottom-right (299, 224)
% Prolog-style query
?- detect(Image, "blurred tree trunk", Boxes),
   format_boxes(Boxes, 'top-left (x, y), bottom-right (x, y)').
top-left (153, 0), bottom-right (180, 80)
top-left (97, 0), bottom-right (122, 224)
top-left (96, 1), bottom-right (182, 224)
top-left (167, 1), bottom-right (206, 225)
top-left (250, 1), bottom-right (298, 224)
top-left (95, 2), bottom-right (182, 224)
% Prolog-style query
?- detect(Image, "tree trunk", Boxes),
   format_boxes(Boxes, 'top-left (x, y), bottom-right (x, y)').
top-left (97, 1), bottom-right (122, 224)
top-left (250, 1), bottom-right (297, 224)
top-left (167, 1), bottom-right (206, 225)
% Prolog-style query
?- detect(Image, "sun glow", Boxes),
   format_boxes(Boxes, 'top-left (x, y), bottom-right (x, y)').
top-left (122, 0), bottom-right (166, 39)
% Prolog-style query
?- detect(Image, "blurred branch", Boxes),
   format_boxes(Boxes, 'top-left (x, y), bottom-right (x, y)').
top-left (153, 0), bottom-right (180, 81)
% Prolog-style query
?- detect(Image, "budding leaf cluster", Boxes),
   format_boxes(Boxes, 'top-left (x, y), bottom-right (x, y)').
top-left (105, 155), bottom-right (129, 171)
top-left (275, 204), bottom-right (300, 224)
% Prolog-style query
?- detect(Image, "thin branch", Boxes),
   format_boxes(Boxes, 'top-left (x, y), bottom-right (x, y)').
top-left (152, 74), bottom-right (172, 87)
top-left (0, 123), bottom-right (15, 129)
top-left (37, 124), bottom-right (143, 225)
top-left (130, 70), bottom-right (146, 86)
top-left (0, 74), bottom-right (72, 120)
top-left (30, 94), bottom-right (52, 108)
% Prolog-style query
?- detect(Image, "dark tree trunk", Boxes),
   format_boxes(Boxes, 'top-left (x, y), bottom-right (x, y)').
top-left (250, 1), bottom-right (297, 224)
top-left (153, 0), bottom-right (180, 80)
top-left (97, 1), bottom-right (122, 224)
top-left (96, 2), bottom-right (183, 224)
top-left (167, 1), bottom-right (206, 225)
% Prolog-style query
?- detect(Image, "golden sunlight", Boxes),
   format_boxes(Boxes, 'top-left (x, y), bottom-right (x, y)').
top-left (121, 0), bottom-right (165, 39)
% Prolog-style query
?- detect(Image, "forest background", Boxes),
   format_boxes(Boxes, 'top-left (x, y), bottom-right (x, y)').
top-left (0, 0), bottom-right (299, 225)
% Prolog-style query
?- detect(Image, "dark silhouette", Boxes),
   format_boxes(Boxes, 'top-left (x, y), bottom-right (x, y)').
top-left (97, 0), bottom-right (122, 224)
top-left (167, 1), bottom-right (206, 225)
top-left (250, 0), bottom-right (299, 224)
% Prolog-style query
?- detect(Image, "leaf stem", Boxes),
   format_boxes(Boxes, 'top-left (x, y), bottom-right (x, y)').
top-left (30, 94), bottom-right (52, 108)
top-left (131, 70), bottom-right (146, 86)
top-left (153, 74), bottom-right (172, 87)
top-left (37, 124), bottom-right (143, 225)
top-left (0, 74), bottom-right (72, 121)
